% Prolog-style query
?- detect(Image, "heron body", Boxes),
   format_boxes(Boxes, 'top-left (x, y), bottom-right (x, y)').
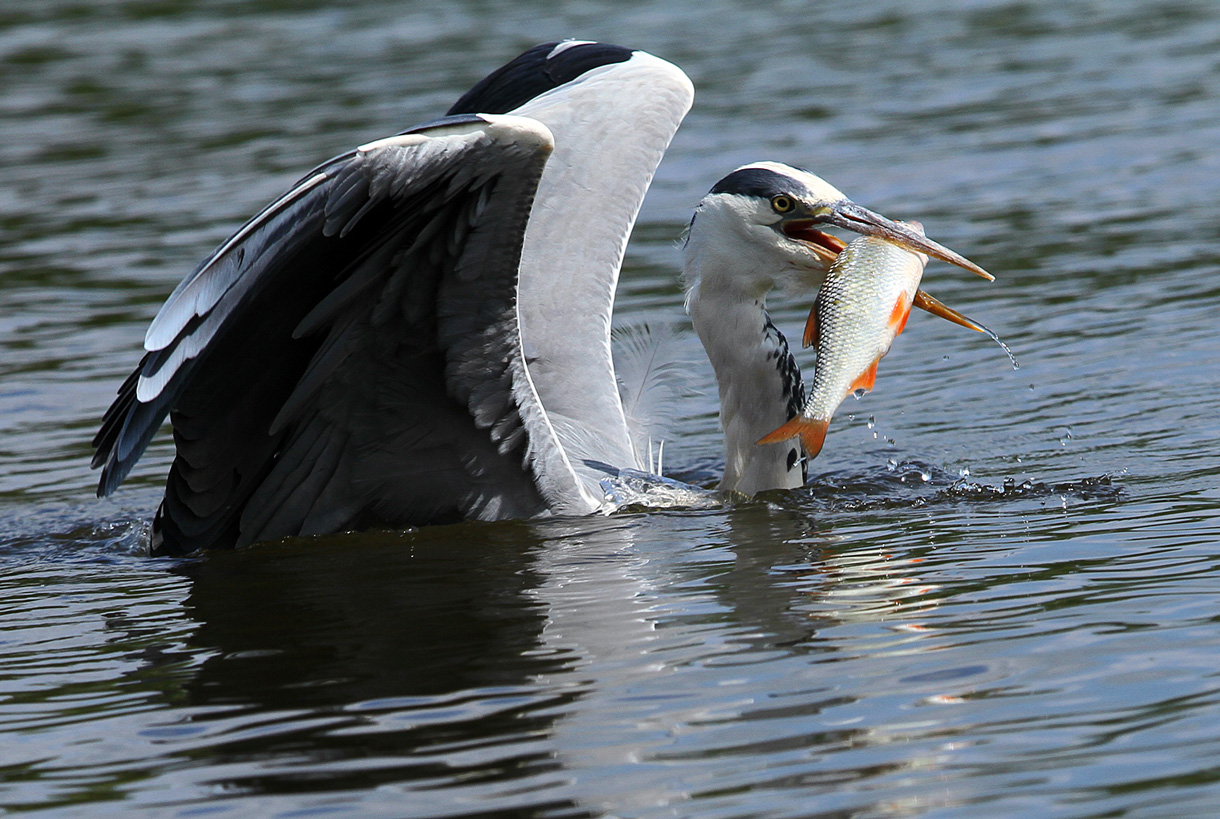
top-left (94, 42), bottom-right (991, 554)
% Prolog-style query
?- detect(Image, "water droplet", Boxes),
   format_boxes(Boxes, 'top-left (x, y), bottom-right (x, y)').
top-left (961, 315), bottom-right (1019, 369)
top-left (867, 415), bottom-right (876, 430)
top-left (920, 471), bottom-right (931, 482)
top-left (958, 467), bottom-right (971, 478)
top-left (887, 459), bottom-right (898, 471)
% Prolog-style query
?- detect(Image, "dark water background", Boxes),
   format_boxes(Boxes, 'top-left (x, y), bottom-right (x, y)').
top-left (4, 1), bottom-right (1220, 816)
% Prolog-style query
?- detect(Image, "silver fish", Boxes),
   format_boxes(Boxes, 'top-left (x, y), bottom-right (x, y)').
top-left (759, 223), bottom-right (928, 459)
top-left (761, 222), bottom-right (1015, 459)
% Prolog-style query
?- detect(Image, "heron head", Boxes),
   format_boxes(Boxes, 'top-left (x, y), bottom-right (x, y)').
top-left (687, 162), bottom-right (991, 296)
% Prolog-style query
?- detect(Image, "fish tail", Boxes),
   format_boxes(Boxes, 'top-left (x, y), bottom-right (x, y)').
top-left (757, 416), bottom-right (830, 459)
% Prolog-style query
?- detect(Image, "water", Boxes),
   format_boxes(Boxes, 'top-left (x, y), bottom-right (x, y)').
top-left (4, 0), bottom-right (1220, 815)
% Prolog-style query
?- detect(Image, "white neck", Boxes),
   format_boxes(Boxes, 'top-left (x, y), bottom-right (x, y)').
top-left (685, 273), bottom-right (806, 496)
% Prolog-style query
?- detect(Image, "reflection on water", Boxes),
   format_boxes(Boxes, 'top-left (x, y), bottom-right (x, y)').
top-left (5, 0), bottom-right (1220, 815)
top-left (172, 526), bottom-right (583, 813)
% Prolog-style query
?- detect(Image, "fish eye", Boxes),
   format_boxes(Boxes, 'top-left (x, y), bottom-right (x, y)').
top-left (771, 194), bottom-right (795, 214)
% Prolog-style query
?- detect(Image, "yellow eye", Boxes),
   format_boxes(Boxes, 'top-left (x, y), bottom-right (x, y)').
top-left (771, 195), bottom-right (795, 213)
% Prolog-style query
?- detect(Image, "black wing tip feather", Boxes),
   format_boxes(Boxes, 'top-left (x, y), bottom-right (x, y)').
top-left (447, 41), bottom-right (633, 116)
top-left (400, 113), bottom-right (494, 136)
top-left (92, 366), bottom-right (143, 495)
top-left (92, 353), bottom-right (183, 497)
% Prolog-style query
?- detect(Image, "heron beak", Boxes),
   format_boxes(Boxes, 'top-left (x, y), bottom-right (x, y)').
top-left (914, 289), bottom-right (1019, 368)
top-left (913, 289), bottom-right (988, 332)
top-left (823, 201), bottom-right (995, 281)
top-left (780, 219), bottom-right (846, 265)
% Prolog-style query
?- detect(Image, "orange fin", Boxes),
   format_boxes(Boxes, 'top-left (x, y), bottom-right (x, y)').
top-left (849, 359), bottom-right (879, 394)
top-left (757, 416), bottom-right (831, 459)
top-left (888, 294), bottom-right (913, 336)
top-left (802, 301), bottom-right (819, 348)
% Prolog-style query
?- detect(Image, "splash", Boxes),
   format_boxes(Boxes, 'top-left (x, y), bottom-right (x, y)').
top-left (801, 461), bottom-right (1121, 512)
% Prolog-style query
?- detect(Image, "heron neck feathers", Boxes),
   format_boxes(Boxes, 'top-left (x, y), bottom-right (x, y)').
top-left (686, 273), bottom-right (806, 495)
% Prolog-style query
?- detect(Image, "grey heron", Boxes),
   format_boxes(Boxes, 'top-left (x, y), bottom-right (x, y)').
top-left (93, 41), bottom-right (990, 555)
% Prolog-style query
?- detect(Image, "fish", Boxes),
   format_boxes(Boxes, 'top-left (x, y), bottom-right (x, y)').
top-left (760, 222), bottom-right (1016, 460)
top-left (758, 223), bottom-right (930, 459)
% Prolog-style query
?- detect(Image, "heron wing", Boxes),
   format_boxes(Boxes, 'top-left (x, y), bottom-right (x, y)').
top-left (503, 49), bottom-right (694, 492)
top-left (93, 113), bottom-right (589, 552)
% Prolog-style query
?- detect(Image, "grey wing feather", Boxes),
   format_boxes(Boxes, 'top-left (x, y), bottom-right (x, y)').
top-left (612, 322), bottom-right (700, 470)
top-left (93, 113), bottom-right (579, 552)
top-left (508, 52), bottom-right (694, 496)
